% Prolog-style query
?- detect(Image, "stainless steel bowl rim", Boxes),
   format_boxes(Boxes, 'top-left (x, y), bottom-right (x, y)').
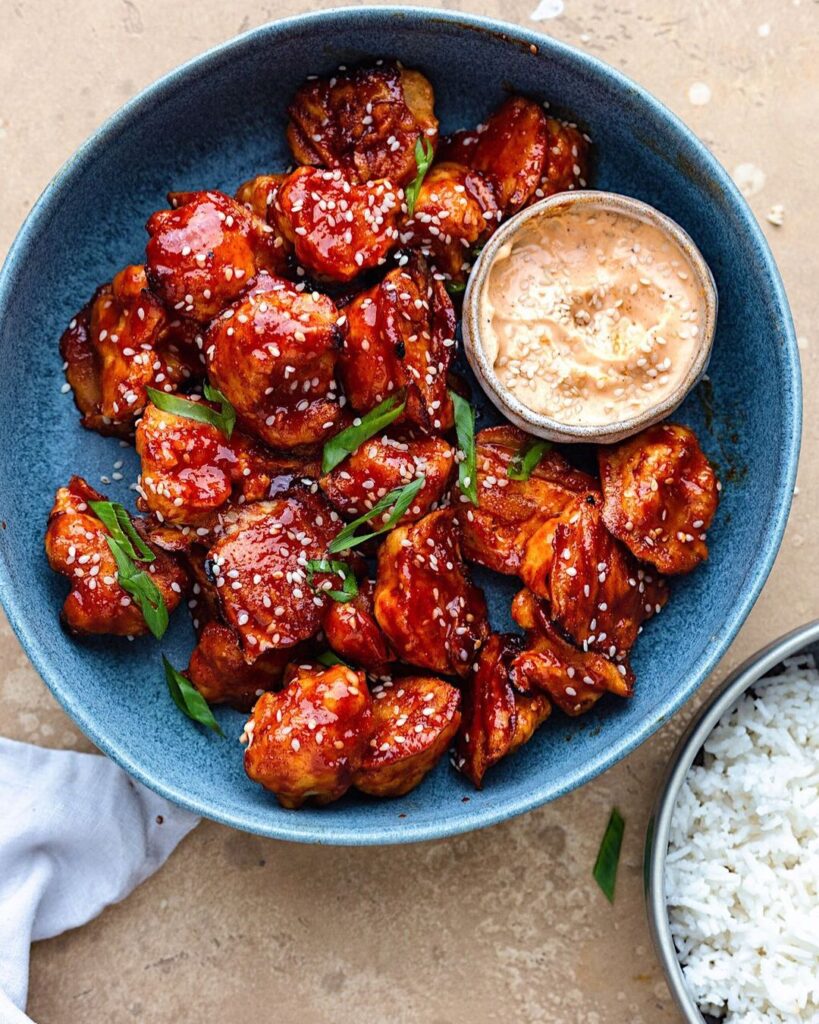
top-left (462, 190), bottom-right (718, 444)
top-left (645, 618), bottom-right (819, 1023)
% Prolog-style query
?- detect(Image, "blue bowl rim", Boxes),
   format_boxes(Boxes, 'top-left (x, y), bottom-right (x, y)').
top-left (0, 5), bottom-right (802, 845)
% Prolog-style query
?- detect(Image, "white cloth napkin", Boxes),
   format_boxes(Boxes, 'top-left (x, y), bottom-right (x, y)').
top-left (0, 737), bottom-right (199, 1024)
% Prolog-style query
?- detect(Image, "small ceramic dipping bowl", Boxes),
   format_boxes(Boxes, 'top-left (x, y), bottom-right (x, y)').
top-left (644, 619), bottom-right (819, 1022)
top-left (462, 190), bottom-right (718, 444)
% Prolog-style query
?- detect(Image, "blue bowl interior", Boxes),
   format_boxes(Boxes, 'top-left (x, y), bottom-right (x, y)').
top-left (0, 8), bottom-right (799, 843)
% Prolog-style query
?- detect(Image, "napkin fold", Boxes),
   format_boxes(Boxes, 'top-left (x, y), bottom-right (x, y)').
top-left (0, 737), bottom-right (198, 1024)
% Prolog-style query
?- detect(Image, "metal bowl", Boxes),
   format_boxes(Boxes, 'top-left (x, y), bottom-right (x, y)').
top-left (645, 619), bottom-right (819, 1022)
top-left (461, 190), bottom-right (718, 444)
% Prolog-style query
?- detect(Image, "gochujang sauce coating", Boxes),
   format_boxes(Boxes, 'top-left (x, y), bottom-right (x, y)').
top-left (44, 476), bottom-right (187, 636)
top-left (243, 662), bottom-right (373, 808)
top-left (440, 100), bottom-right (589, 211)
top-left (455, 633), bottom-right (550, 788)
top-left (400, 162), bottom-right (500, 283)
top-left (135, 401), bottom-right (315, 529)
top-left (60, 265), bottom-right (203, 437)
top-left (320, 435), bottom-right (454, 526)
top-left (205, 273), bottom-right (344, 448)
top-left (287, 62), bottom-right (438, 186)
top-left (206, 491), bottom-right (341, 661)
top-left (457, 426), bottom-right (596, 576)
top-left (374, 509), bottom-right (489, 677)
top-left (439, 97), bottom-right (548, 215)
top-left (353, 674), bottom-right (461, 797)
top-left (273, 167), bottom-right (402, 283)
top-left (598, 424), bottom-right (719, 575)
top-left (511, 589), bottom-right (633, 716)
top-left (522, 493), bottom-right (668, 661)
top-left (145, 190), bottom-right (286, 321)
top-left (339, 253), bottom-right (456, 433)
top-left (187, 620), bottom-right (295, 709)
top-left (322, 579), bottom-right (395, 676)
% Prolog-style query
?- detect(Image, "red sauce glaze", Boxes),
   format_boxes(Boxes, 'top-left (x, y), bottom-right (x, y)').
top-left (320, 434), bottom-right (455, 527)
top-left (145, 190), bottom-right (287, 322)
top-left (60, 265), bottom-right (203, 436)
top-left (274, 167), bottom-right (402, 282)
top-left (243, 662), bottom-right (373, 808)
top-left (205, 273), bottom-right (344, 448)
top-left (206, 490), bottom-right (342, 661)
top-left (353, 674), bottom-right (461, 797)
top-left (374, 509), bottom-right (489, 677)
top-left (339, 253), bottom-right (456, 433)
top-left (44, 476), bottom-right (187, 636)
top-left (287, 62), bottom-right (438, 186)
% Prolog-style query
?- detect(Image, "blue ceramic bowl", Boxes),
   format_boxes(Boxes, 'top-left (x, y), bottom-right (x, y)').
top-left (0, 7), bottom-right (800, 844)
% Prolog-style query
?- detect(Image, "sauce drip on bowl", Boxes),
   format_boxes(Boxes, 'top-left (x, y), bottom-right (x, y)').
top-left (479, 205), bottom-right (705, 427)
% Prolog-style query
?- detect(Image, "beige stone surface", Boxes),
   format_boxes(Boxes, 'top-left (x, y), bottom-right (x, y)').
top-left (0, 1), bottom-right (816, 1021)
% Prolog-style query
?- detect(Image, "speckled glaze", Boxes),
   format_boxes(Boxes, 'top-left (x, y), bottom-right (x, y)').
top-left (0, 7), bottom-right (801, 845)
top-left (645, 620), bottom-right (819, 1023)
top-left (462, 191), bottom-right (718, 444)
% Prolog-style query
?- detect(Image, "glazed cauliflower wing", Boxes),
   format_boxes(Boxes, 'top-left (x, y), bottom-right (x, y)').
top-left (60, 265), bottom-right (203, 437)
top-left (521, 493), bottom-right (668, 661)
top-left (374, 509), bottom-right (488, 677)
top-left (511, 589), bottom-right (633, 715)
top-left (206, 273), bottom-right (344, 448)
top-left (145, 190), bottom-right (286, 321)
top-left (206, 490), bottom-right (341, 661)
top-left (45, 477), bottom-right (186, 636)
top-left (456, 426), bottom-right (596, 576)
top-left (598, 424), bottom-right (719, 575)
top-left (439, 97), bottom-right (548, 215)
top-left (353, 674), bottom-right (461, 797)
top-left (320, 434), bottom-right (454, 527)
top-left (135, 401), bottom-right (318, 530)
top-left (286, 62), bottom-right (438, 186)
top-left (186, 620), bottom-right (296, 709)
top-left (322, 579), bottom-right (395, 676)
top-left (400, 162), bottom-right (500, 283)
top-left (273, 167), bottom-right (402, 282)
top-left (339, 253), bottom-right (456, 433)
top-left (243, 662), bottom-right (373, 808)
top-left (455, 633), bottom-right (551, 788)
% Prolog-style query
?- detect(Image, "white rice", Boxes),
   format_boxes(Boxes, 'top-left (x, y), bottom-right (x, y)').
top-left (666, 654), bottom-right (819, 1024)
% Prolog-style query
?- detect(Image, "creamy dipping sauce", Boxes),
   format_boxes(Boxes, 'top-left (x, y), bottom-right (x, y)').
top-left (479, 205), bottom-right (706, 426)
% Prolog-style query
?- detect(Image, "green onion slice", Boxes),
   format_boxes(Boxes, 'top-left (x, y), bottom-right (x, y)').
top-left (405, 136), bottom-right (435, 217)
top-left (321, 394), bottom-right (406, 475)
top-left (163, 656), bottom-right (223, 734)
top-left (445, 281), bottom-right (466, 296)
top-left (593, 807), bottom-right (625, 903)
top-left (89, 500), bottom-right (155, 563)
top-left (146, 383), bottom-right (237, 440)
top-left (305, 558), bottom-right (358, 603)
top-left (328, 476), bottom-right (426, 553)
top-left (316, 651), bottom-right (350, 669)
top-left (106, 537), bottom-right (168, 640)
top-left (449, 390), bottom-right (478, 506)
top-left (507, 439), bottom-right (552, 481)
